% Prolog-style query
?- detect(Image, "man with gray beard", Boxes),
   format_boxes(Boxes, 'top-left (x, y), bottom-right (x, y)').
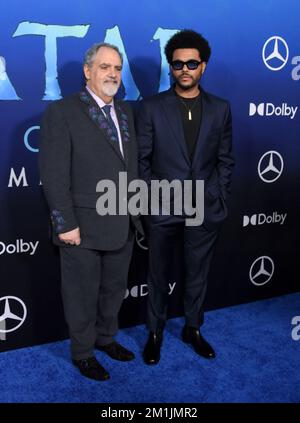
top-left (39, 43), bottom-right (143, 381)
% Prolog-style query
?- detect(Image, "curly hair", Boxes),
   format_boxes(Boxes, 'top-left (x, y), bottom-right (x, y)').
top-left (165, 29), bottom-right (211, 64)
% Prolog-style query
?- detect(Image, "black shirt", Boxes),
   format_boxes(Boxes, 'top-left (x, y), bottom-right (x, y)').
top-left (176, 93), bottom-right (202, 161)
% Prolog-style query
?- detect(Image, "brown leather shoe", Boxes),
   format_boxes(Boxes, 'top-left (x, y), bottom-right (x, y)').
top-left (72, 357), bottom-right (110, 381)
top-left (96, 341), bottom-right (135, 361)
top-left (182, 326), bottom-right (216, 359)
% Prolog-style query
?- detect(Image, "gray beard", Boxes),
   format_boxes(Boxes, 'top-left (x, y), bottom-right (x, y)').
top-left (103, 82), bottom-right (119, 97)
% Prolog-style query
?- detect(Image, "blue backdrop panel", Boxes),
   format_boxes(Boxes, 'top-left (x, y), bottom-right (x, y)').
top-left (0, 0), bottom-right (299, 351)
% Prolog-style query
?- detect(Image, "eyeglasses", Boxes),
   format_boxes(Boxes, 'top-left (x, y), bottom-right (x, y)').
top-left (171, 60), bottom-right (202, 71)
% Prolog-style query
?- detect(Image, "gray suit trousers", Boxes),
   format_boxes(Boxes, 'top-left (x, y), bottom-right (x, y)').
top-left (60, 228), bottom-right (134, 360)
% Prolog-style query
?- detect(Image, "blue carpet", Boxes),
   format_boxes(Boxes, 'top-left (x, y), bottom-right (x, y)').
top-left (0, 293), bottom-right (299, 403)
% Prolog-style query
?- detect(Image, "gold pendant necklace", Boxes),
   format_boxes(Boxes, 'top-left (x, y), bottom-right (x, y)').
top-left (179, 96), bottom-right (199, 121)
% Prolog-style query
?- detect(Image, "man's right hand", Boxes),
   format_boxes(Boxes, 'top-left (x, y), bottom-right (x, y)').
top-left (59, 227), bottom-right (81, 246)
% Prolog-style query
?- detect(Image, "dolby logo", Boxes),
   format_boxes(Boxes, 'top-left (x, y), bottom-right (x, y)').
top-left (0, 239), bottom-right (39, 255)
top-left (249, 102), bottom-right (297, 119)
top-left (124, 282), bottom-right (176, 299)
top-left (243, 212), bottom-right (287, 227)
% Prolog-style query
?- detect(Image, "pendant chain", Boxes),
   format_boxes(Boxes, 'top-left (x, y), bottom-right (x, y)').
top-left (178, 96), bottom-right (199, 121)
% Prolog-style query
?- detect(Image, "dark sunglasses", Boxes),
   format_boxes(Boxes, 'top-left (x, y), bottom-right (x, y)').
top-left (171, 60), bottom-right (202, 71)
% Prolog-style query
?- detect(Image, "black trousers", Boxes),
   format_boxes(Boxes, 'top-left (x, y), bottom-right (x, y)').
top-left (59, 229), bottom-right (134, 360)
top-left (146, 221), bottom-right (219, 332)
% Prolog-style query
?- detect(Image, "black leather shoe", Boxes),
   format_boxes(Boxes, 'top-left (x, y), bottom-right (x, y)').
top-left (182, 326), bottom-right (216, 359)
top-left (96, 341), bottom-right (135, 361)
top-left (143, 332), bottom-right (163, 365)
top-left (72, 357), bottom-right (110, 381)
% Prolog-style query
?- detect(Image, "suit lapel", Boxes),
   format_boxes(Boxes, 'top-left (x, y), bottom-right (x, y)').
top-left (78, 90), bottom-right (126, 164)
top-left (115, 102), bottom-right (131, 167)
top-left (192, 89), bottom-right (215, 167)
top-left (160, 89), bottom-right (190, 166)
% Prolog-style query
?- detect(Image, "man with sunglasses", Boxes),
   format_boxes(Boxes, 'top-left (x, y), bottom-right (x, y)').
top-left (137, 29), bottom-right (234, 364)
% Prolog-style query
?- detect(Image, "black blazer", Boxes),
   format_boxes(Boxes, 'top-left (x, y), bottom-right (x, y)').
top-left (39, 89), bottom-right (143, 250)
top-left (136, 87), bottom-right (235, 226)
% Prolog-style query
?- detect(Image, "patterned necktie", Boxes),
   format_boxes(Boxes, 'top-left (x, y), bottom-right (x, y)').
top-left (102, 104), bottom-right (119, 141)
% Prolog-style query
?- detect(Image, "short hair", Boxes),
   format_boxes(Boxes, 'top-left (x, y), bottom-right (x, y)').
top-left (84, 42), bottom-right (123, 66)
top-left (165, 29), bottom-right (211, 64)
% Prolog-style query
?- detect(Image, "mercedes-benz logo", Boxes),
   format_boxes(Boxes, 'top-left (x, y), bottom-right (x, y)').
top-left (135, 229), bottom-right (148, 250)
top-left (0, 296), bottom-right (27, 333)
top-left (249, 256), bottom-right (274, 286)
top-left (258, 151), bottom-right (283, 183)
top-left (262, 36), bottom-right (289, 71)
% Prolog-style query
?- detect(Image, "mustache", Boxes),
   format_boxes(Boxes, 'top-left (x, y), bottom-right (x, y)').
top-left (104, 78), bottom-right (118, 83)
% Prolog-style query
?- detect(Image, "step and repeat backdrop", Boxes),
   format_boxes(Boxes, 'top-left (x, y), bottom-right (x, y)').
top-left (0, 0), bottom-right (299, 351)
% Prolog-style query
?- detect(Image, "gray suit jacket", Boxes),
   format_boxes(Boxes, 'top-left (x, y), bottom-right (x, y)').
top-left (39, 89), bottom-right (143, 251)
